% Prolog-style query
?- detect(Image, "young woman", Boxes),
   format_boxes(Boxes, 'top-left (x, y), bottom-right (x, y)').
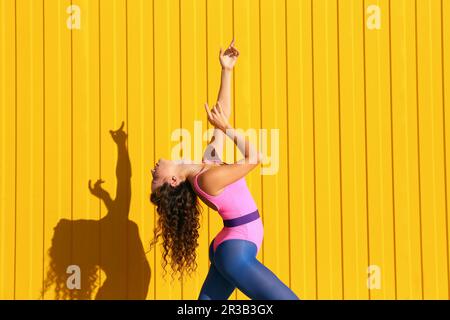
top-left (150, 40), bottom-right (299, 300)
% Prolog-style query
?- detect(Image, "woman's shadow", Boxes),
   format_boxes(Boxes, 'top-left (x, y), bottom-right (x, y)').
top-left (42, 122), bottom-right (151, 299)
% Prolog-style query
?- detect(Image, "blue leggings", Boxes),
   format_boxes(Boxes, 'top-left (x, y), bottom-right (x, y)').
top-left (198, 239), bottom-right (300, 300)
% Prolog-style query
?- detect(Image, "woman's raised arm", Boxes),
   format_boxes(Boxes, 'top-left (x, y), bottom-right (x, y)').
top-left (203, 39), bottom-right (240, 163)
top-left (199, 102), bottom-right (260, 196)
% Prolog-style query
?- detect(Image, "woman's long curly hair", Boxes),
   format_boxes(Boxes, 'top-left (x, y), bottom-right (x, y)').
top-left (149, 180), bottom-right (202, 281)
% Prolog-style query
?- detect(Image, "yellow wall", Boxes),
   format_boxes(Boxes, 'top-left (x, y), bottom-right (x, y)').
top-left (1, 0), bottom-right (450, 300)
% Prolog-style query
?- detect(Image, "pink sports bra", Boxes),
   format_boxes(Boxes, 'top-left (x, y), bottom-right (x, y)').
top-left (193, 165), bottom-right (258, 220)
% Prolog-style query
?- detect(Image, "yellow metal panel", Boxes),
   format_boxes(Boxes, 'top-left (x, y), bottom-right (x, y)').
top-left (312, 0), bottom-right (343, 299)
top-left (71, 0), bottom-right (101, 300)
top-left (127, 0), bottom-right (155, 300)
top-left (390, 0), bottom-right (423, 299)
top-left (15, 0), bottom-right (45, 299)
top-left (286, 0), bottom-right (317, 300)
top-left (260, 0), bottom-right (291, 297)
top-left (98, 0), bottom-right (129, 299)
top-left (364, 0), bottom-right (396, 300)
top-left (0, 0), bottom-right (16, 300)
top-left (444, 0), bottom-right (450, 301)
top-left (338, 0), bottom-right (370, 299)
top-left (416, 0), bottom-right (448, 299)
top-left (42, 0), bottom-right (72, 300)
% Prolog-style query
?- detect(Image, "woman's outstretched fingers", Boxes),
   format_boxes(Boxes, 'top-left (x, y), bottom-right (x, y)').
top-left (224, 39), bottom-right (236, 56)
top-left (204, 103), bottom-right (212, 119)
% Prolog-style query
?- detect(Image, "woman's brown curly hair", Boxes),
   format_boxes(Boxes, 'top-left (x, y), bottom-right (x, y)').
top-left (149, 180), bottom-right (202, 281)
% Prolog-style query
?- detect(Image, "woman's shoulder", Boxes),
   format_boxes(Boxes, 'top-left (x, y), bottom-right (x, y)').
top-left (193, 163), bottom-right (231, 199)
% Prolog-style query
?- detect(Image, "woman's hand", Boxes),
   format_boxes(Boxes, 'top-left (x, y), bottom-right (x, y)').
top-left (219, 39), bottom-right (240, 71)
top-left (204, 101), bottom-right (231, 133)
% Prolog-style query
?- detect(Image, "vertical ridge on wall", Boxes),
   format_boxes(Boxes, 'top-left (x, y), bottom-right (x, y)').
top-left (362, 0), bottom-right (371, 301)
top-left (125, 0), bottom-right (129, 297)
top-left (204, 0), bottom-right (210, 282)
top-left (98, 0), bottom-right (103, 292)
top-left (152, 0), bottom-right (156, 299)
top-left (388, 0), bottom-right (399, 300)
top-left (284, 0), bottom-right (293, 294)
top-left (15, 0), bottom-right (45, 299)
top-left (336, 0), bottom-right (345, 300)
top-left (178, 0), bottom-right (183, 293)
top-left (442, 0), bottom-right (450, 300)
top-left (310, 0), bottom-right (319, 299)
top-left (42, 0), bottom-right (46, 300)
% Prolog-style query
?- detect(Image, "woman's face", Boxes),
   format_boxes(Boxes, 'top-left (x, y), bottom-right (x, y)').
top-left (151, 158), bottom-right (178, 192)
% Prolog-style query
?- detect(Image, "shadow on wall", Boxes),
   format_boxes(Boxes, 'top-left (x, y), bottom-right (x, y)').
top-left (42, 122), bottom-right (151, 299)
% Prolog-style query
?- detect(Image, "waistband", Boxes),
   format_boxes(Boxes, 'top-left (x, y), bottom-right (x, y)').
top-left (223, 210), bottom-right (260, 228)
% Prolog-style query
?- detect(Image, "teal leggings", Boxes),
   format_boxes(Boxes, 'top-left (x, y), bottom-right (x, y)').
top-left (198, 239), bottom-right (300, 300)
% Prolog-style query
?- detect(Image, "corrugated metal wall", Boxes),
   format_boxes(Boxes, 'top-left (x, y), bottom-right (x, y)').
top-left (1, 0), bottom-right (449, 300)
